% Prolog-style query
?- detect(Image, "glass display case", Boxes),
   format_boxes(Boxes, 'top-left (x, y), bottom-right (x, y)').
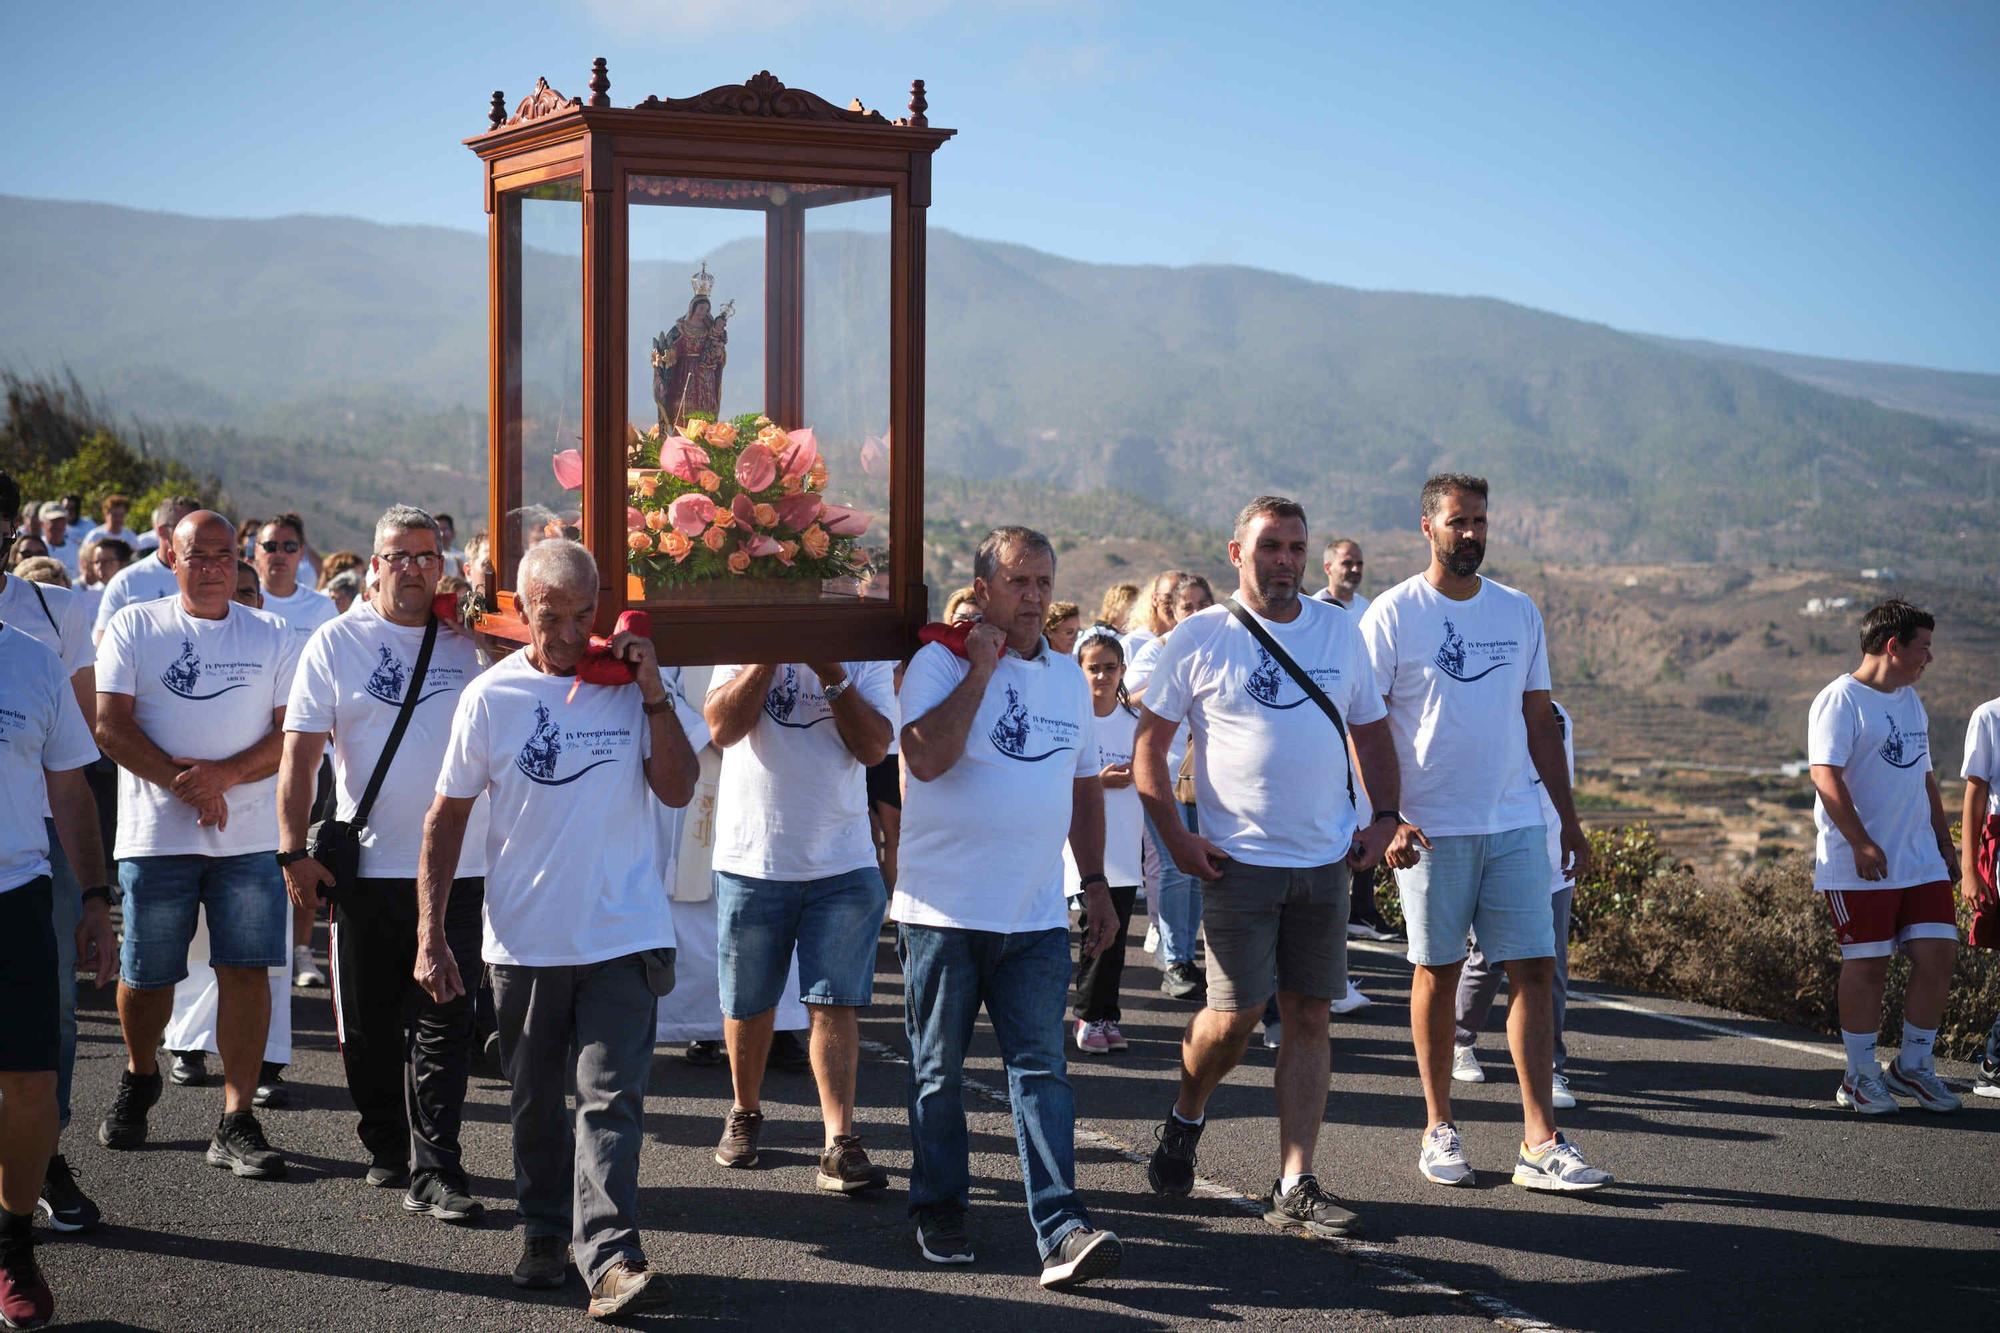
top-left (467, 64), bottom-right (952, 663)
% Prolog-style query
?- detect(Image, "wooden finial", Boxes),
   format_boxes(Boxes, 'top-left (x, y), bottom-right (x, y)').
top-left (589, 57), bottom-right (610, 108)
top-left (489, 91), bottom-right (507, 129)
top-left (907, 78), bottom-right (928, 127)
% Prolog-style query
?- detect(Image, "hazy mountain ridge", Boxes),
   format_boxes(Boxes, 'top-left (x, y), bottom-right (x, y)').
top-left (3, 194), bottom-right (1994, 568)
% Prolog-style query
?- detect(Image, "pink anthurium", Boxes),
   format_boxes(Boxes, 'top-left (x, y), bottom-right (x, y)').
top-left (776, 427), bottom-right (818, 481)
top-left (774, 492), bottom-right (823, 531)
top-left (661, 436), bottom-right (709, 483)
top-left (819, 503), bottom-right (871, 537)
top-left (552, 449), bottom-right (583, 490)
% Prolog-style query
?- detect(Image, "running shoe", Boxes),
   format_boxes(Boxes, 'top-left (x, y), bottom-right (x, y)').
top-left (1039, 1227), bottom-right (1122, 1289)
top-left (35, 1156), bottom-right (99, 1233)
top-left (1101, 1021), bottom-right (1130, 1052)
top-left (1264, 1175), bottom-right (1362, 1238)
top-left (1074, 1020), bottom-right (1112, 1056)
top-left (512, 1235), bottom-right (569, 1289)
top-left (1331, 983), bottom-right (1372, 1015)
top-left (1147, 1114), bottom-right (1203, 1196)
top-left (168, 1049), bottom-right (208, 1087)
top-left (588, 1260), bottom-right (672, 1318)
top-left (1551, 1071), bottom-right (1577, 1109)
top-left (1512, 1132), bottom-right (1613, 1192)
top-left (1346, 918), bottom-right (1394, 942)
top-left (914, 1207), bottom-right (974, 1265)
top-left (1450, 1045), bottom-right (1485, 1084)
top-left (1974, 1056), bottom-right (2000, 1100)
top-left (253, 1062), bottom-right (287, 1109)
top-left (684, 1039), bottom-right (724, 1066)
top-left (714, 1106), bottom-right (764, 1168)
top-left (1835, 1069), bottom-right (1900, 1115)
top-left (0, 1216), bottom-right (53, 1332)
top-left (402, 1173), bottom-right (484, 1225)
top-left (206, 1112), bottom-right (286, 1179)
top-left (291, 945), bottom-right (326, 988)
top-left (98, 1068), bottom-right (162, 1149)
top-left (1161, 962), bottom-right (1204, 1000)
top-left (1881, 1062), bottom-right (1962, 1113)
top-left (1261, 1020), bottom-right (1283, 1050)
top-left (1419, 1121), bottom-right (1473, 1187)
top-left (816, 1135), bottom-right (890, 1193)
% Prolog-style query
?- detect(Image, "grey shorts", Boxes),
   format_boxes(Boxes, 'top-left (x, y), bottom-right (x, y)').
top-left (1200, 859), bottom-right (1351, 1011)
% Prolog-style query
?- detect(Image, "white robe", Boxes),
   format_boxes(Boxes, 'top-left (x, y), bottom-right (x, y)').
top-left (162, 912), bottom-right (293, 1064)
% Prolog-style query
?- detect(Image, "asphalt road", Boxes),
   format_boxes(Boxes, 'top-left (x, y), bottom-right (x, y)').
top-left (35, 919), bottom-right (1998, 1332)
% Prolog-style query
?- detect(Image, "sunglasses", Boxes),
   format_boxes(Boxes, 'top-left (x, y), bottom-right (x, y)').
top-left (259, 540), bottom-right (302, 554)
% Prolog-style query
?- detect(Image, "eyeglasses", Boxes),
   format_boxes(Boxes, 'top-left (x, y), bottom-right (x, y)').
top-left (259, 540), bottom-right (302, 555)
top-left (375, 550), bottom-right (444, 570)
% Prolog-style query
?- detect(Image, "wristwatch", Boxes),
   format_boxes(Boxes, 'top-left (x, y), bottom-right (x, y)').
top-left (276, 848), bottom-right (312, 868)
top-left (1372, 809), bottom-right (1404, 828)
top-left (823, 676), bottom-right (851, 703)
top-left (80, 885), bottom-right (113, 908)
top-left (642, 695), bottom-right (675, 716)
top-left (1077, 873), bottom-right (1109, 891)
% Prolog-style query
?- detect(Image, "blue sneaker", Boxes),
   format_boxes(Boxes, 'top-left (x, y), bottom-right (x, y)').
top-left (1511, 1132), bottom-right (1612, 1192)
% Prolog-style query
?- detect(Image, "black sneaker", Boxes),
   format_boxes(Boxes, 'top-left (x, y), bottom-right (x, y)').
top-left (1975, 1055), bottom-right (2000, 1101)
top-left (253, 1062), bottom-right (286, 1110)
top-left (401, 1173), bottom-right (484, 1226)
top-left (1264, 1175), bottom-right (1361, 1239)
top-left (914, 1206), bottom-right (973, 1264)
top-left (684, 1040), bottom-right (724, 1067)
top-left (1160, 962), bottom-right (1203, 1001)
top-left (364, 1161), bottom-right (409, 1189)
top-left (1039, 1227), bottom-right (1123, 1289)
top-left (1147, 1114), bottom-right (1203, 1196)
top-left (206, 1112), bottom-right (286, 1179)
top-left (512, 1234), bottom-right (569, 1289)
top-left (770, 1030), bottom-right (812, 1072)
top-left (168, 1049), bottom-right (208, 1086)
top-left (98, 1068), bottom-right (162, 1149)
top-left (36, 1155), bottom-right (101, 1233)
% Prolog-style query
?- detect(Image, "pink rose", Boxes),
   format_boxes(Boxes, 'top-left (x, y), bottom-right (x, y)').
top-left (775, 493), bottom-right (823, 531)
top-left (734, 440), bottom-right (778, 492)
top-left (668, 494), bottom-right (716, 536)
top-left (552, 449), bottom-right (583, 491)
top-left (860, 432), bottom-right (888, 477)
top-left (662, 436), bottom-right (710, 483)
top-left (744, 534), bottom-right (782, 559)
top-left (819, 503), bottom-right (871, 537)
top-left (776, 427), bottom-right (818, 482)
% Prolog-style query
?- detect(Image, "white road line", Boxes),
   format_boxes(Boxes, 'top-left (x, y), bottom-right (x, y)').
top-left (1566, 989), bottom-right (1845, 1063)
top-left (859, 1037), bottom-right (1566, 1333)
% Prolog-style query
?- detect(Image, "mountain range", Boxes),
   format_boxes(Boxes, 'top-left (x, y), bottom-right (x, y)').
top-left (3, 193), bottom-right (1994, 568)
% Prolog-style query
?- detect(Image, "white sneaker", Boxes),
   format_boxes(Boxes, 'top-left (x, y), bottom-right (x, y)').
top-left (292, 945), bottom-right (327, 988)
top-left (1512, 1131), bottom-right (1613, 1192)
top-left (1261, 1021), bottom-right (1282, 1050)
top-left (1142, 923), bottom-right (1161, 955)
top-left (1880, 1062), bottom-right (1961, 1113)
top-left (1550, 1071), bottom-right (1577, 1109)
top-left (1331, 982), bottom-right (1371, 1015)
top-left (1418, 1122), bottom-right (1473, 1186)
top-left (1450, 1045), bottom-right (1485, 1084)
top-left (1835, 1068), bottom-right (1900, 1115)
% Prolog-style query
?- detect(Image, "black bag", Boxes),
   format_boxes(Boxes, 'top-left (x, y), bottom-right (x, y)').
top-left (307, 616), bottom-right (438, 901)
top-left (1223, 597), bottom-right (1356, 808)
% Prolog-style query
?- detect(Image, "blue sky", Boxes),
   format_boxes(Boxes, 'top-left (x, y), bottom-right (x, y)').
top-left (7, 1), bottom-right (1996, 371)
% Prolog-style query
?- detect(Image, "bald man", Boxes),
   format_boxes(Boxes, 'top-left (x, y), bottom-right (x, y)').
top-left (92, 512), bottom-right (301, 1181)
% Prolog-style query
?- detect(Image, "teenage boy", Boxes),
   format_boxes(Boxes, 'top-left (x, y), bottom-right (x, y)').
top-left (1809, 599), bottom-right (1960, 1114)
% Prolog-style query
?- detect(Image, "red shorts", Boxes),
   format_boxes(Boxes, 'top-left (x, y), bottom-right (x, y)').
top-left (1823, 882), bottom-right (1958, 959)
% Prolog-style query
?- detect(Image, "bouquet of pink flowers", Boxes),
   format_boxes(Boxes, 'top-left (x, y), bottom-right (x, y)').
top-left (622, 412), bottom-right (872, 592)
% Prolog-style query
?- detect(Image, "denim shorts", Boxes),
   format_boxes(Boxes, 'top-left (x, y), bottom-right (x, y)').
top-left (716, 865), bottom-right (888, 1017)
top-left (119, 852), bottom-right (289, 988)
top-left (1394, 826), bottom-right (1555, 967)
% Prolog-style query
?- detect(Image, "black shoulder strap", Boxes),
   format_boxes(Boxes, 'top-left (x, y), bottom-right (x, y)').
top-left (351, 615), bottom-right (438, 831)
top-left (27, 578), bottom-right (58, 643)
top-left (1224, 597), bottom-right (1355, 806)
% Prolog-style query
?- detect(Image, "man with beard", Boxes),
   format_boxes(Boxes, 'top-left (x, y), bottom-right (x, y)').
top-left (1137, 497), bottom-right (1398, 1239)
top-left (1358, 474), bottom-right (1610, 1192)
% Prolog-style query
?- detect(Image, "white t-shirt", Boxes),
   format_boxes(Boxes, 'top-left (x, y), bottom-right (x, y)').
top-left (436, 651), bottom-right (673, 967)
top-left (1963, 699), bottom-right (2000, 817)
top-left (1808, 674), bottom-right (1948, 891)
top-left (1146, 599), bottom-right (1386, 867)
top-left (43, 532), bottom-right (82, 577)
top-left (1314, 588), bottom-right (1371, 617)
top-left (285, 604), bottom-right (489, 878)
top-left (96, 599), bottom-right (298, 858)
top-left (0, 574), bottom-right (95, 678)
top-left (0, 628), bottom-right (98, 892)
top-left (894, 642), bottom-right (1096, 934)
top-left (1063, 704), bottom-right (1144, 889)
top-left (708, 661), bottom-right (897, 881)
top-left (1359, 574), bottom-right (1552, 838)
top-left (259, 584), bottom-right (339, 641)
top-left (1529, 699), bottom-right (1576, 892)
top-left (94, 552), bottom-right (178, 638)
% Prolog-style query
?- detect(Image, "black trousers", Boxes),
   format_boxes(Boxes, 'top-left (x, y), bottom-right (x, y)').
top-left (330, 875), bottom-right (484, 1181)
top-left (1070, 883), bottom-right (1139, 1023)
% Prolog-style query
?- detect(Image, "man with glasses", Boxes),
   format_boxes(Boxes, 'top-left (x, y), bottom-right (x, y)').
top-left (93, 511), bottom-right (299, 1181)
top-left (278, 506), bottom-right (492, 1219)
top-left (252, 516), bottom-right (337, 644)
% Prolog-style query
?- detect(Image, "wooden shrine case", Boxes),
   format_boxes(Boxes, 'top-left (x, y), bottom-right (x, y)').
top-left (465, 62), bottom-right (953, 663)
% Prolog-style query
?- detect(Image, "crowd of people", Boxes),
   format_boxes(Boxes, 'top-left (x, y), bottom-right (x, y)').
top-left (1, 469), bottom-right (1996, 1327)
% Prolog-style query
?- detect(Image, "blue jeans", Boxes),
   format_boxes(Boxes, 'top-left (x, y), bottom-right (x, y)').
top-left (1146, 803), bottom-right (1203, 967)
top-left (898, 923), bottom-right (1090, 1258)
top-left (119, 851), bottom-right (288, 987)
top-left (716, 866), bottom-right (886, 1016)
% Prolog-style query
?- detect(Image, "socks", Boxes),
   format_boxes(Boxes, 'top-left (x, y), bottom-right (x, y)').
top-left (1278, 1171), bottom-right (1313, 1194)
top-left (1171, 1108), bottom-right (1204, 1128)
top-left (1896, 1022), bottom-right (1937, 1074)
top-left (1841, 1029), bottom-right (1879, 1080)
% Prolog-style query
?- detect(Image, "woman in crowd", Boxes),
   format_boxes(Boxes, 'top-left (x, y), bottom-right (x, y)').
top-left (1044, 600), bottom-right (1081, 656)
top-left (1095, 582), bottom-right (1138, 634)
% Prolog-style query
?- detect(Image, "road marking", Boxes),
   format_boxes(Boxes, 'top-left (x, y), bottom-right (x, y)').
top-left (1567, 989), bottom-right (1844, 1063)
top-left (859, 1037), bottom-right (1566, 1332)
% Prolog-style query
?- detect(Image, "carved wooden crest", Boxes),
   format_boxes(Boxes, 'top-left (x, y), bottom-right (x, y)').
top-left (510, 77), bottom-right (580, 126)
top-left (636, 71), bottom-right (888, 124)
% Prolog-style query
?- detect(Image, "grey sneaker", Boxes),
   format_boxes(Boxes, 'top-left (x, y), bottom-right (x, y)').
top-left (587, 1258), bottom-right (671, 1318)
top-left (1836, 1068), bottom-right (1900, 1115)
top-left (914, 1207), bottom-right (973, 1265)
top-left (1881, 1062), bottom-right (1962, 1113)
top-left (402, 1173), bottom-right (484, 1225)
top-left (206, 1112), bottom-right (286, 1179)
top-left (1039, 1227), bottom-right (1122, 1289)
top-left (1418, 1121), bottom-right (1473, 1186)
top-left (1161, 962), bottom-right (1203, 1000)
top-left (1264, 1175), bottom-right (1362, 1238)
top-left (1512, 1131), bottom-right (1613, 1192)
top-left (715, 1106), bottom-right (764, 1168)
top-left (512, 1235), bottom-right (569, 1289)
top-left (364, 1161), bottom-right (409, 1189)
top-left (1975, 1056), bottom-right (2000, 1099)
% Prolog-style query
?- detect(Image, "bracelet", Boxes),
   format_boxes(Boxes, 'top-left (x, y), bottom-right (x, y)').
top-left (1078, 873), bottom-right (1109, 891)
top-left (80, 885), bottom-right (114, 908)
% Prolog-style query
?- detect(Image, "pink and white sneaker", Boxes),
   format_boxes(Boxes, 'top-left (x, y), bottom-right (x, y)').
top-left (1074, 1020), bottom-right (1112, 1056)
top-left (1100, 1022), bottom-right (1129, 1052)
